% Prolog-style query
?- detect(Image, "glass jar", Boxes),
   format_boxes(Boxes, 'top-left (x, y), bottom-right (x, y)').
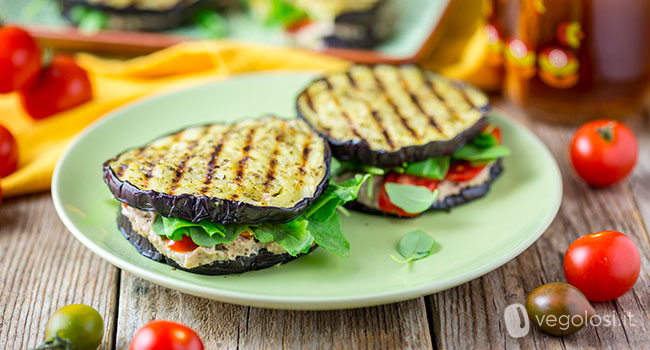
top-left (502, 0), bottom-right (650, 124)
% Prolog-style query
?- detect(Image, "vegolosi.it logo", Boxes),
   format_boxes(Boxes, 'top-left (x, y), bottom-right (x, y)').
top-left (503, 303), bottom-right (636, 338)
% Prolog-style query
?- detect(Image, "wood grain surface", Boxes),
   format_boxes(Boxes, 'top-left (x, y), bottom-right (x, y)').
top-left (0, 101), bottom-right (648, 349)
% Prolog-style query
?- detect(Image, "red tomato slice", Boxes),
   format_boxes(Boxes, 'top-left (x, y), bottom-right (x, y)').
top-left (446, 161), bottom-right (487, 182)
top-left (285, 19), bottom-right (313, 33)
top-left (483, 125), bottom-right (502, 144)
top-left (166, 235), bottom-right (199, 253)
top-left (378, 172), bottom-right (439, 217)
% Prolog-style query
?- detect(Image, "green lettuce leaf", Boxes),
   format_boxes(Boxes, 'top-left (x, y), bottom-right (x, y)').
top-left (384, 183), bottom-right (439, 214)
top-left (305, 174), bottom-right (370, 221)
top-left (266, 0), bottom-right (307, 27)
top-left (189, 226), bottom-right (240, 247)
top-left (307, 210), bottom-right (350, 257)
top-left (252, 218), bottom-right (313, 256)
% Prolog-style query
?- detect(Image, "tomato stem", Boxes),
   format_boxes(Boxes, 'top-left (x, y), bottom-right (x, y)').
top-left (596, 122), bottom-right (615, 142)
top-left (34, 335), bottom-right (71, 350)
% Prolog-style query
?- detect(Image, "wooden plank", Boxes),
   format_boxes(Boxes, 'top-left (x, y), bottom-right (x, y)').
top-left (116, 272), bottom-right (433, 349)
top-left (0, 194), bottom-right (119, 349)
top-left (429, 103), bottom-right (650, 349)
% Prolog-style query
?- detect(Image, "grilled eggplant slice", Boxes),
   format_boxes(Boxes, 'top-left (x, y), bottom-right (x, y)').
top-left (347, 159), bottom-right (504, 216)
top-left (117, 210), bottom-right (310, 275)
top-left (59, 0), bottom-right (206, 31)
top-left (104, 117), bottom-right (331, 224)
top-left (297, 64), bottom-right (490, 167)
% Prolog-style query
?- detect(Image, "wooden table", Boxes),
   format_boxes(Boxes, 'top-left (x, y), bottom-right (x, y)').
top-left (2, 101), bottom-right (649, 349)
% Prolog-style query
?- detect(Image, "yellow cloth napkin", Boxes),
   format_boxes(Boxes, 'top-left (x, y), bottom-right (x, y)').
top-left (0, 3), bottom-right (497, 198)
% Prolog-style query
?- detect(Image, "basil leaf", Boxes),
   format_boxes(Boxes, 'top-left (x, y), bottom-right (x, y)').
top-left (452, 144), bottom-right (511, 162)
top-left (266, 0), bottom-right (307, 27)
top-left (194, 9), bottom-right (228, 38)
top-left (305, 174), bottom-right (369, 221)
top-left (384, 183), bottom-right (439, 214)
top-left (307, 213), bottom-right (350, 257)
top-left (472, 133), bottom-right (498, 148)
top-left (334, 159), bottom-right (386, 176)
top-left (189, 226), bottom-right (240, 247)
top-left (76, 8), bottom-right (108, 34)
top-left (404, 157), bottom-right (450, 180)
top-left (390, 230), bottom-right (436, 263)
top-left (253, 218), bottom-right (313, 256)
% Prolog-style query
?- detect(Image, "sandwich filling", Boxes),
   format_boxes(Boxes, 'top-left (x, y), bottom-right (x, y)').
top-left (79, 0), bottom-right (197, 11)
top-left (122, 205), bottom-right (285, 268)
top-left (332, 124), bottom-right (510, 217)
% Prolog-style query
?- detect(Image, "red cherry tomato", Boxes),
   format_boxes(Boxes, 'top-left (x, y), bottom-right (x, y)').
top-left (570, 120), bottom-right (638, 186)
top-left (446, 161), bottom-right (487, 182)
top-left (130, 320), bottom-right (204, 350)
top-left (0, 125), bottom-right (19, 178)
top-left (0, 26), bottom-right (41, 93)
top-left (166, 236), bottom-right (199, 253)
top-left (19, 55), bottom-right (92, 119)
top-left (378, 172), bottom-right (439, 217)
top-left (564, 230), bottom-right (641, 302)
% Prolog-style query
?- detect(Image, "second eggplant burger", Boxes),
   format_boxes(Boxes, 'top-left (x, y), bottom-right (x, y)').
top-left (296, 64), bottom-right (510, 218)
top-left (104, 116), bottom-right (367, 274)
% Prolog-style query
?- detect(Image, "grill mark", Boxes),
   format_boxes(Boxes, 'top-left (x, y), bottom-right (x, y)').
top-left (424, 76), bottom-right (461, 122)
top-left (345, 71), bottom-right (357, 87)
top-left (371, 110), bottom-right (395, 149)
top-left (457, 85), bottom-right (477, 110)
top-left (397, 72), bottom-right (442, 133)
top-left (141, 130), bottom-right (185, 188)
top-left (323, 80), bottom-right (365, 141)
top-left (233, 128), bottom-right (256, 194)
top-left (169, 128), bottom-right (208, 194)
top-left (263, 132), bottom-right (283, 190)
top-left (304, 90), bottom-right (315, 113)
top-left (201, 125), bottom-right (234, 194)
top-left (297, 136), bottom-right (313, 185)
top-left (371, 72), bottom-right (420, 139)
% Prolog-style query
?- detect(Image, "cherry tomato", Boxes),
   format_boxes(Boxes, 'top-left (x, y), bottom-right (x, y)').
top-left (378, 172), bottom-right (439, 217)
top-left (20, 55), bottom-right (92, 119)
top-left (0, 26), bottom-right (41, 93)
top-left (0, 125), bottom-right (18, 178)
top-left (166, 236), bottom-right (199, 253)
top-left (130, 320), bottom-right (204, 350)
top-left (526, 282), bottom-right (595, 336)
top-left (564, 230), bottom-right (641, 302)
top-left (570, 120), bottom-right (638, 186)
top-left (43, 304), bottom-right (104, 350)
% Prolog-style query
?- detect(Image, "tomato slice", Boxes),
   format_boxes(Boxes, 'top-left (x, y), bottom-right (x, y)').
top-left (166, 235), bottom-right (199, 253)
top-left (446, 161), bottom-right (487, 182)
top-left (285, 19), bottom-right (313, 33)
top-left (378, 172), bottom-right (439, 217)
top-left (483, 125), bottom-right (502, 144)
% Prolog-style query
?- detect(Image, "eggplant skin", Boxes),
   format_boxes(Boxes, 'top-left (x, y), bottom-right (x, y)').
top-left (103, 118), bottom-right (332, 225)
top-left (322, 1), bottom-right (391, 49)
top-left (59, 0), bottom-right (206, 31)
top-left (346, 159), bottom-right (504, 217)
top-left (117, 211), bottom-right (311, 275)
top-left (296, 65), bottom-right (491, 167)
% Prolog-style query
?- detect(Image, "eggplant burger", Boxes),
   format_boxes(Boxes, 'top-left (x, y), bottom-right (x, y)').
top-left (247, 0), bottom-right (394, 49)
top-left (103, 116), bottom-right (367, 275)
top-left (59, 0), bottom-right (223, 31)
top-left (296, 64), bottom-right (511, 218)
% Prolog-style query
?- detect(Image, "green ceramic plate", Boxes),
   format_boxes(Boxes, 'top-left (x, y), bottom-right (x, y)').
top-left (52, 72), bottom-right (562, 310)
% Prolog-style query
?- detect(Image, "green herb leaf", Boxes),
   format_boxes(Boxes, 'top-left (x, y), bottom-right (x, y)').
top-left (266, 0), bottom-right (308, 27)
top-left (404, 157), bottom-right (450, 180)
top-left (307, 213), bottom-right (350, 257)
top-left (452, 144), bottom-right (511, 162)
top-left (384, 183), bottom-right (439, 214)
top-left (151, 215), bottom-right (226, 242)
top-left (472, 132), bottom-right (498, 148)
top-left (390, 230), bottom-right (436, 263)
top-left (194, 9), bottom-right (228, 38)
top-left (76, 8), bottom-right (108, 34)
top-left (253, 218), bottom-right (313, 256)
top-left (305, 174), bottom-right (369, 221)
